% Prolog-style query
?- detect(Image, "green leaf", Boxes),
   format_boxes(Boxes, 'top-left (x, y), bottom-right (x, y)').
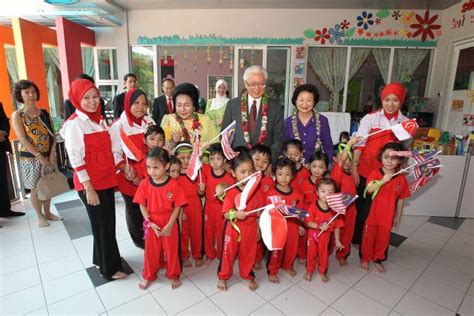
top-left (345, 27), bottom-right (356, 37)
top-left (303, 29), bottom-right (316, 38)
top-left (376, 9), bottom-right (390, 18)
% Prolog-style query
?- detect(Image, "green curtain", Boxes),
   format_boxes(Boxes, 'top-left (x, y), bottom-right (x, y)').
top-left (372, 48), bottom-right (391, 83)
top-left (81, 47), bottom-right (95, 78)
top-left (348, 48), bottom-right (371, 81)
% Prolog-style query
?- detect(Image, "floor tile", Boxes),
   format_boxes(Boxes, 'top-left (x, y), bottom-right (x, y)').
top-left (433, 250), bottom-right (474, 277)
top-left (253, 271), bottom-right (294, 301)
top-left (108, 293), bottom-right (166, 315)
top-left (320, 307), bottom-right (343, 316)
top-left (152, 279), bottom-right (206, 315)
top-left (399, 215), bottom-right (429, 229)
top-left (278, 259), bottom-right (307, 284)
top-left (54, 199), bottom-right (83, 210)
top-left (389, 248), bottom-right (431, 273)
top-left (0, 251), bottom-right (37, 276)
top-left (96, 274), bottom-right (147, 310)
top-left (270, 285), bottom-right (328, 315)
top-left (469, 282), bottom-right (474, 296)
top-left (332, 288), bottom-right (391, 315)
top-left (458, 294), bottom-right (474, 315)
top-left (250, 303), bottom-right (284, 315)
top-left (390, 232), bottom-right (408, 247)
top-left (178, 298), bottom-right (224, 315)
top-left (371, 262), bottom-right (420, 289)
top-left (330, 257), bottom-right (370, 287)
top-left (457, 219), bottom-right (474, 236)
top-left (419, 221), bottom-right (456, 239)
top-left (354, 274), bottom-right (407, 308)
top-left (0, 284), bottom-right (45, 315)
top-left (0, 266), bottom-right (41, 296)
top-left (32, 229), bottom-right (72, 250)
top-left (35, 241), bottom-right (77, 264)
top-left (422, 262), bottom-right (472, 292)
top-left (409, 229), bottom-right (450, 249)
top-left (38, 254), bottom-right (84, 282)
top-left (0, 227), bottom-right (31, 246)
top-left (186, 262), bottom-right (237, 296)
top-left (396, 238), bottom-right (440, 261)
top-left (296, 275), bottom-right (349, 305)
top-left (394, 292), bottom-right (453, 315)
top-left (25, 307), bottom-right (48, 315)
top-left (0, 238), bottom-right (34, 258)
top-left (428, 216), bottom-right (465, 231)
top-left (47, 289), bottom-right (105, 315)
top-left (43, 270), bottom-right (93, 305)
top-left (411, 276), bottom-right (465, 311)
top-left (56, 203), bottom-right (92, 240)
top-left (211, 282), bottom-right (266, 315)
top-left (444, 232), bottom-right (474, 260)
top-left (86, 257), bottom-right (134, 287)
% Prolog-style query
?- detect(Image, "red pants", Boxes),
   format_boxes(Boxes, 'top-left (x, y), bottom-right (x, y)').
top-left (181, 197), bottom-right (203, 260)
top-left (143, 220), bottom-right (181, 281)
top-left (267, 221), bottom-right (299, 275)
top-left (306, 231), bottom-right (331, 274)
top-left (336, 207), bottom-right (357, 261)
top-left (361, 224), bottom-right (390, 263)
top-left (218, 220), bottom-right (257, 280)
top-left (256, 240), bottom-right (265, 263)
top-left (204, 202), bottom-right (225, 260)
top-left (297, 227), bottom-right (307, 259)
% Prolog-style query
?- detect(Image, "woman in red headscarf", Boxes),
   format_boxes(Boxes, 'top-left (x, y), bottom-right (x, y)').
top-left (110, 89), bottom-right (155, 249)
top-left (352, 82), bottom-right (411, 247)
top-left (60, 79), bottom-right (127, 280)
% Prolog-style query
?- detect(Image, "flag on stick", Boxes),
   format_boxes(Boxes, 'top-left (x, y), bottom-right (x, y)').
top-left (119, 128), bottom-right (145, 162)
top-left (390, 119), bottom-right (419, 141)
top-left (221, 121), bottom-right (239, 160)
top-left (259, 205), bottom-right (287, 250)
top-left (235, 172), bottom-right (262, 211)
top-left (408, 151), bottom-right (442, 193)
top-left (186, 134), bottom-right (202, 181)
top-left (326, 193), bottom-right (358, 214)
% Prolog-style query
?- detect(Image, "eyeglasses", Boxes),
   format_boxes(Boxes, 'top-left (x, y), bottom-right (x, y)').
top-left (245, 81), bottom-right (266, 88)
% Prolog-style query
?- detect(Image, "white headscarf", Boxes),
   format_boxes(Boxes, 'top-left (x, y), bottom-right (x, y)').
top-left (209, 79), bottom-right (229, 111)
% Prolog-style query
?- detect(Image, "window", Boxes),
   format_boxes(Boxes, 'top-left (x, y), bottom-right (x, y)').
top-left (81, 46), bottom-right (95, 78)
top-left (43, 46), bottom-right (64, 121)
top-left (453, 47), bottom-right (474, 90)
top-left (131, 46), bottom-right (155, 101)
top-left (267, 47), bottom-right (291, 108)
top-left (237, 48), bottom-right (264, 96)
top-left (97, 48), bottom-right (118, 80)
top-left (94, 48), bottom-right (119, 117)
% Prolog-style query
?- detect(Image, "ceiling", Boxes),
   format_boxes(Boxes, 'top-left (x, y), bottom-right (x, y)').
top-left (0, 0), bottom-right (461, 28)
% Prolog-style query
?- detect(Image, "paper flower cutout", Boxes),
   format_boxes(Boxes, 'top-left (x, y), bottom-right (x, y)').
top-left (314, 28), bottom-right (330, 44)
top-left (357, 11), bottom-right (374, 30)
top-left (410, 10), bottom-right (441, 41)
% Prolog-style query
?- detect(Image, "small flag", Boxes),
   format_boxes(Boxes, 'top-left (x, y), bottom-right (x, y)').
top-left (390, 119), bottom-right (419, 141)
top-left (235, 172), bottom-right (262, 211)
top-left (267, 195), bottom-right (309, 218)
top-left (186, 134), bottom-right (202, 181)
top-left (408, 151), bottom-right (442, 193)
top-left (388, 151), bottom-right (412, 157)
top-left (326, 193), bottom-right (358, 213)
top-left (259, 205), bottom-right (288, 250)
top-left (221, 121), bottom-right (239, 160)
top-left (119, 128), bottom-right (144, 162)
top-left (287, 207), bottom-right (310, 219)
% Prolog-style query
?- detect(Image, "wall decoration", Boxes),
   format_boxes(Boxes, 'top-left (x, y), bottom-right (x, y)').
top-left (292, 46), bottom-right (306, 89)
top-left (137, 35), bottom-right (304, 45)
top-left (452, 99), bottom-right (464, 111)
top-left (303, 9), bottom-right (441, 47)
top-left (462, 114), bottom-right (474, 126)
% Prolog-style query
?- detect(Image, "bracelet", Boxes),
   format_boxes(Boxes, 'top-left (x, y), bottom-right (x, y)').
top-left (228, 209), bottom-right (236, 221)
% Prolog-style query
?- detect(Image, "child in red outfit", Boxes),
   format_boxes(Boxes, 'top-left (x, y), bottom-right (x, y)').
top-left (133, 148), bottom-right (187, 290)
top-left (217, 152), bottom-right (264, 291)
top-left (200, 144), bottom-right (234, 264)
top-left (330, 136), bottom-right (362, 266)
top-left (360, 142), bottom-right (410, 273)
top-left (168, 156), bottom-right (181, 179)
top-left (249, 145), bottom-right (273, 270)
top-left (298, 151), bottom-right (329, 263)
top-left (265, 158), bottom-right (303, 283)
top-left (284, 139), bottom-right (310, 193)
top-left (304, 179), bottom-right (344, 283)
top-left (135, 125), bottom-right (166, 181)
top-left (175, 142), bottom-right (204, 267)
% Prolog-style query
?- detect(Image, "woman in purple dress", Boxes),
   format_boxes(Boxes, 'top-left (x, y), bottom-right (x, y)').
top-left (284, 84), bottom-right (333, 163)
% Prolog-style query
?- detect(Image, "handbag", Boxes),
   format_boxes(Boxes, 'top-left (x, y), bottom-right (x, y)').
top-left (36, 166), bottom-right (70, 201)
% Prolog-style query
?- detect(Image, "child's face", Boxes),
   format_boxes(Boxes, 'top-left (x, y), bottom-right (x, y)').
top-left (231, 160), bottom-right (254, 183)
top-left (275, 166), bottom-right (293, 188)
top-left (251, 152), bottom-right (270, 173)
top-left (309, 160), bottom-right (327, 178)
top-left (145, 133), bottom-right (165, 150)
top-left (209, 153), bottom-right (225, 171)
top-left (334, 152), bottom-right (352, 172)
top-left (169, 163), bottom-right (180, 179)
top-left (317, 184), bottom-right (336, 203)
top-left (381, 149), bottom-right (401, 171)
top-left (176, 151), bottom-right (192, 171)
top-left (146, 158), bottom-right (169, 181)
top-left (285, 145), bottom-right (303, 165)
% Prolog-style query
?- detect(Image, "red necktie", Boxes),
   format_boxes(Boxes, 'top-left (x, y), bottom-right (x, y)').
top-left (167, 97), bottom-right (173, 113)
top-left (248, 100), bottom-right (257, 133)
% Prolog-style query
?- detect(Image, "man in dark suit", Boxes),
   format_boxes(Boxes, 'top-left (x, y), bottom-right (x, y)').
top-left (0, 102), bottom-right (25, 217)
top-left (152, 78), bottom-right (175, 126)
top-left (221, 65), bottom-right (284, 160)
top-left (113, 73), bottom-right (138, 119)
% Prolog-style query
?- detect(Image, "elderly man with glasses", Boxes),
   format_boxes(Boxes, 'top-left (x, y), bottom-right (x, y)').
top-left (221, 65), bottom-right (284, 161)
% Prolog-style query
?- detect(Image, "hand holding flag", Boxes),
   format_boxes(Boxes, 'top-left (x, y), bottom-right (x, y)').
top-left (364, 119), bottom-right (419, 141)
top-left (186, 134), bottom-right (202, 181)
top-left (316, 193), bottom-right (358, 238)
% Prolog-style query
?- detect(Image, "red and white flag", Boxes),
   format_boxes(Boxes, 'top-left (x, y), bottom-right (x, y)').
top-left (235, 172), bottom-right (262, 211)
top-left (186, 135), bottom-right (202, 181)
top-left (221, 121), bottom-right (239, 160)
top-left (391, 119), bottom-right (419, 141)
top-left (259, 205), bottom-right (287, 250)
top-left (120, 128), bottom-right (144, 162)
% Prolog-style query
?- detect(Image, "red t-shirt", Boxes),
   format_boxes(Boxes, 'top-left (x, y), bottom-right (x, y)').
top-left (365, 168), bottom-right (410, 230)
top-left (222, 186), bottom-right (264, 225)
top-left (260, 175), bottom-right (274, 194)
top-left (304, 201), bottom-right (344, 236)
top-left (265, 185), bottom-right (303, 224)
top-left (291, 166), bottom-right (310, 193)
top-left (133, 176), bottom-right (187, 222)
top-left (330, 163), bottom-right (357, 196)
top-left (300, 176), bottom-right (321, 211)
top-left (201, 163), bottom-right (234, 206)
top-left (177, 173), bottom-right (200, 203)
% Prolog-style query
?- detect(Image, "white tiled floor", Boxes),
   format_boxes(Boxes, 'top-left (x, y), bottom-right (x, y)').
top-left (1, 193), bottom-right (473, 315)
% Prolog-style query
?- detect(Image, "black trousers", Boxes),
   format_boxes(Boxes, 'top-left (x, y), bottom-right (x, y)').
top-left (78, 188), bottom-right (123, 279)
top-left (352, 176), bottom-right (373, 246)
top-left (0, 151), bottom-right (11, 213)
top-left (122, 193), bottom-right (145, 249)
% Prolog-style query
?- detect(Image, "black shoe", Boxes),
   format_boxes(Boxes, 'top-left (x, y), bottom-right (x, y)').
top-left (0, 210), bottom-right (26, 217)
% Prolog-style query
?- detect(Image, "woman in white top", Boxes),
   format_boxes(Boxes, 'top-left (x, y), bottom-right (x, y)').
top-left (205, 79), bottom-right (230, 131)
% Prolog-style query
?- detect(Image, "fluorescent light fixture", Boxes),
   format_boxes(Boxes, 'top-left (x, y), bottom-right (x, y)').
top-left (44, 0), bottom-right (78, 4)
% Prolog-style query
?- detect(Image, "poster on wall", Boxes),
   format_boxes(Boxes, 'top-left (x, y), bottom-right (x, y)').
top-left (463, 114), bottom-right (474, 126)
top-left (452, 99), bottom-right (464, 111)
top-left (208, 75), bottom-right (233, 99)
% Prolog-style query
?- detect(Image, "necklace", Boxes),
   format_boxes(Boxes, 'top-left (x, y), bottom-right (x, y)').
top-left (292, 110), bottom-right (323, 155)
top-left (240, 91), bottom-right (269, 149)
top-left (175, 112), bottom-right (201, 142)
